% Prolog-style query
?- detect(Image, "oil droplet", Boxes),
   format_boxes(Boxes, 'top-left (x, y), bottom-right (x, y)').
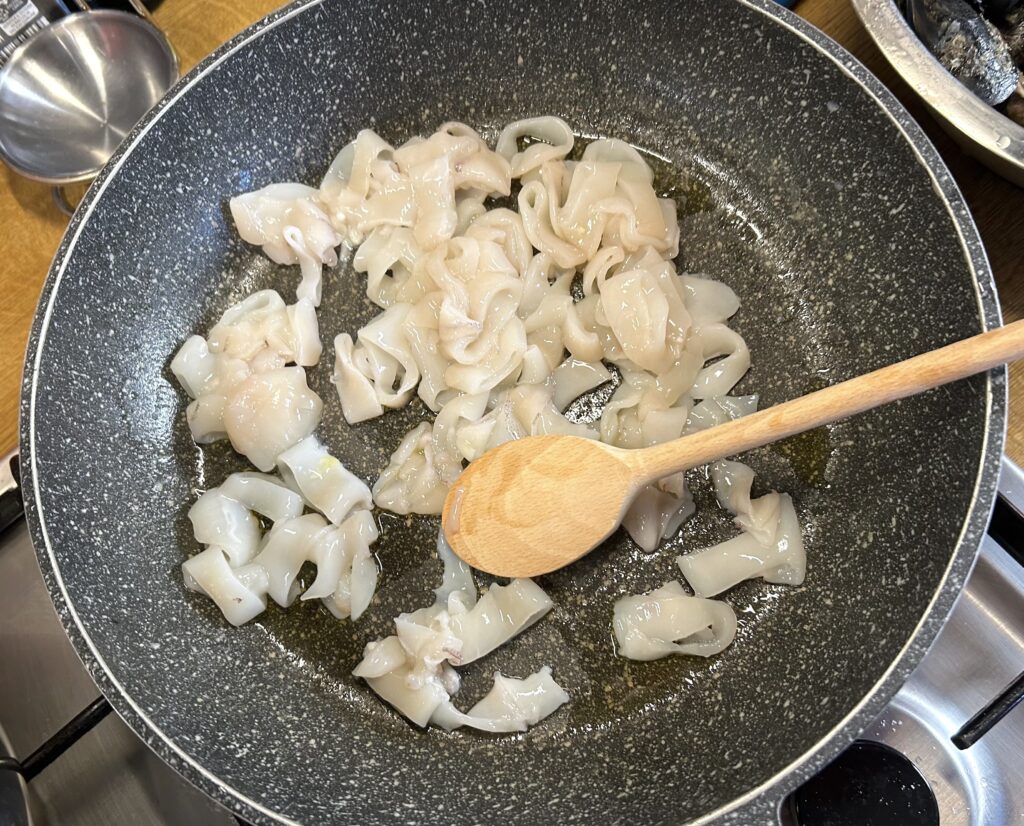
top-left (774, 426), bottom-right (832, 488)
top-left (996, 134), bottom-right (1011, 149)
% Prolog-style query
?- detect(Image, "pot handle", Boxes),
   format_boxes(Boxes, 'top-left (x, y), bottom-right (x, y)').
top-left (51, 187), bottom-right (76, 217)
top-left (0, 451), bottom-right (22, 533)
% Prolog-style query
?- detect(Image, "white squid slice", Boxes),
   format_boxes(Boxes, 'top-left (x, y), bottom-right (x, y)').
top-left (681, 275), bottom-right (740, 326)
top-left (217, 472), bottom-right (305, 524)
top-left (449, 578), bottom-right (553, 665)
top-left (684, 394), bottom-right (758, 434)
top-left (364, 661), bottom-right (452, 728)
top-left (613, 581), bottom-right (737, 661)
top-left (277, 434), bottom-right (372, 524)
top-left (170, 335), bottom-right (217, 399)
top-left (286, 298), bottom-right (323, 367)
top-left (181, 547), bottom-right (267, 626)
top-left (430, 667), bottom-right (569, 733)
top-left (352, 635), bottom-right (407, 679)
top-left (252, 512), bottom-right (329, 607)
top-left (185, 393), bottom-right (229, 444)
top-left (371, 421), bottom-right (447, 515)
top-left (332, 333), bottom-right (385, 424)
top-left (711, 460), bottom-right (781, 546)
top-left (677, 491), bottom-right (804, 597)
top-left (229, 185), bottom-right (341, 307)
top-left (222, 366), bottom-right (323, 472)
top-left (434, 531), bottom-right (476, 611)
top-left (318, 509), bottom-right (380, 618)
top-left (496, 116), bottom-right (574, 179)
top-left (187, 489), bottom-right (261, 566)
top-left (550, 357), bottom-right (612, 411)
top-left (354, 529), bottom-right (560, 732)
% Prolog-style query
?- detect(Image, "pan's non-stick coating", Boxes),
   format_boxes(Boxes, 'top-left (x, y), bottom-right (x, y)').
top-left (21, 1), bottom-right (1004, 824)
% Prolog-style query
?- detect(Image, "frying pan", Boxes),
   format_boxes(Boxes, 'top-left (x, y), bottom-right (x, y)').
top-left (19, 0), bottom-right (1006, 823)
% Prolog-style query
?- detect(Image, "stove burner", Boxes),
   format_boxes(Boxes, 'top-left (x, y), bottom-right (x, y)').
top-left (790, 741), bottom-right (939, 826)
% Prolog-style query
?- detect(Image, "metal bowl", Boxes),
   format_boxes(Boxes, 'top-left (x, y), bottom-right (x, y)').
top-left (852, 0), bottom-right (1024, 186)
top-left (0, 10), bottom-right (178, 186)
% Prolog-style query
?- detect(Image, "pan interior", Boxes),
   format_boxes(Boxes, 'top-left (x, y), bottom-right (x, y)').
top-left (24, 1), bottom-right (993, 823)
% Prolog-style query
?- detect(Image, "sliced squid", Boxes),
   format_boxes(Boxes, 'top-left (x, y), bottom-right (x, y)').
top-left (183, 498), bottom-right (379, 625)
top-left (217, 472), bottom-right (305, 523)
top-left (613, 581), bottom-right (737, 661)
top-left (711, 460), bottom-right (780, 545)
top-left (332, 333), bottom-right (384, 424)
top-left (495, 116), bottom-right (574, 179)
top-left (430, 668), bottom-right (570, 733)
top-left (434, 531), bottom-right (476, 610)
top-left (277, 435), bottom-right (372, 524)
top-left (352, 635), bottom-right (407, 679)
top-left (677, 489), bottom-right (804, 597)
top-left (354, 529), bottom-right (562, 732)
top-left (187, 489), bottom-right (261, 566)
top-left (549, 357), bottom-right (612, 411)
top-left (320, 509), bottom-right (380, 620)
top-left (171, 289), bottom-right (322, 457)
top-left (685, 394), bottom-right (759, 434)
top-left (372, 422), bottom-right (447, 515)
top-left (252, 512), bottom-right (329, 607)
top-left (181, 547), bottom-right (268, 626)
top-left (170, 335), bottom-right (218, 399)
top-left (622, 472), bottom-right (695, 553)
top-left (449, 579), bottom-right (553, 664)
top-left (222, 366), bottom-right (323, 472)
top-left (682, 275), bottom-right (740, 327)
top-left (229, 184), bottom-right (341, 306)
top-left (364, 661), bottom-right (452, 728)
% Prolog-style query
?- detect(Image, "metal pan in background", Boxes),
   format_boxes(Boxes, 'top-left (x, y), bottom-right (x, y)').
top-left (0, 10), bottom-right (177, 213)
top-left (18, 0), bottom-right (1006, 823)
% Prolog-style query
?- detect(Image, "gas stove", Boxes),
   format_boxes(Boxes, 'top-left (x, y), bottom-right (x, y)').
top-left (1, 455), bottom-right (1022, 826)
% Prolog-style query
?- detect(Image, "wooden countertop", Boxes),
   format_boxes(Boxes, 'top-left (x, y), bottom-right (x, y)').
top-left (0, 0), bottom-right (1021, 461)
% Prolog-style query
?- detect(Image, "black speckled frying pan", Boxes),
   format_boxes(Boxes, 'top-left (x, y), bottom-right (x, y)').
top-left (19, 1), bottom-right (1005, 824)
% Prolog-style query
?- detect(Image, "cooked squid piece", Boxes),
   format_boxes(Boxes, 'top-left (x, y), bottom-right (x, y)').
top-left (496, 116), bottom-right (574, 178)
top-left (206, 290), bottom-right (321, 367)
top-left (229, 184), bottom-right (342, 306)
top-left (187, 488), bottom-right (262, 566)
top-left (277, 435), bottom-right (372, 524)
top-left (319, 509), bottom-right (380, 620)
top-left (449, 578), bottom-right (553, 664)
top-left (182, 547), bottom-right (269, 626)
top-left (223, 367), bottom-right (323, 472)
top-left (371, 422), bottom-right (447, 514)
top-left (622, 472), bottom-right (695, 554)
top-left (170, 289), bottom-right (323, 456)
top-left (217, 472), bottom-right (305, 523)
top-left (434, 530), bottom-right (476, 608)
top-left (332, 333), bottom-right (383, 424)
top-left (181, 466), bottom-right (380, 625)
top-left (183, 509), bottom-right (380, 625)
top-left (252, 512), bottom-right (329, 607)
top-left (677, 461), bottom-right (805, 597)
top-left (430, 668), bottom-right (570, 733)
top-left (613, 581), bottom-right (737, 661)
top-left (353, 531), bottom-right (564, 732)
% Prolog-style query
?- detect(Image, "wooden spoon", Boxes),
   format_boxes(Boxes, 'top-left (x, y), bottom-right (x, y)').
top-left (442, 319), bottom-right (1024, 578)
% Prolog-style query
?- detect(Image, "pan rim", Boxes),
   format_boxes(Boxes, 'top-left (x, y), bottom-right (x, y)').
top-left (18, 0), bottom-right (1007, 824)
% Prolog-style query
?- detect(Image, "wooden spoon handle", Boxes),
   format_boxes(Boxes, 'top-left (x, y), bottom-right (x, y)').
top-left (627, 319), bottom-right (1024, 484)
